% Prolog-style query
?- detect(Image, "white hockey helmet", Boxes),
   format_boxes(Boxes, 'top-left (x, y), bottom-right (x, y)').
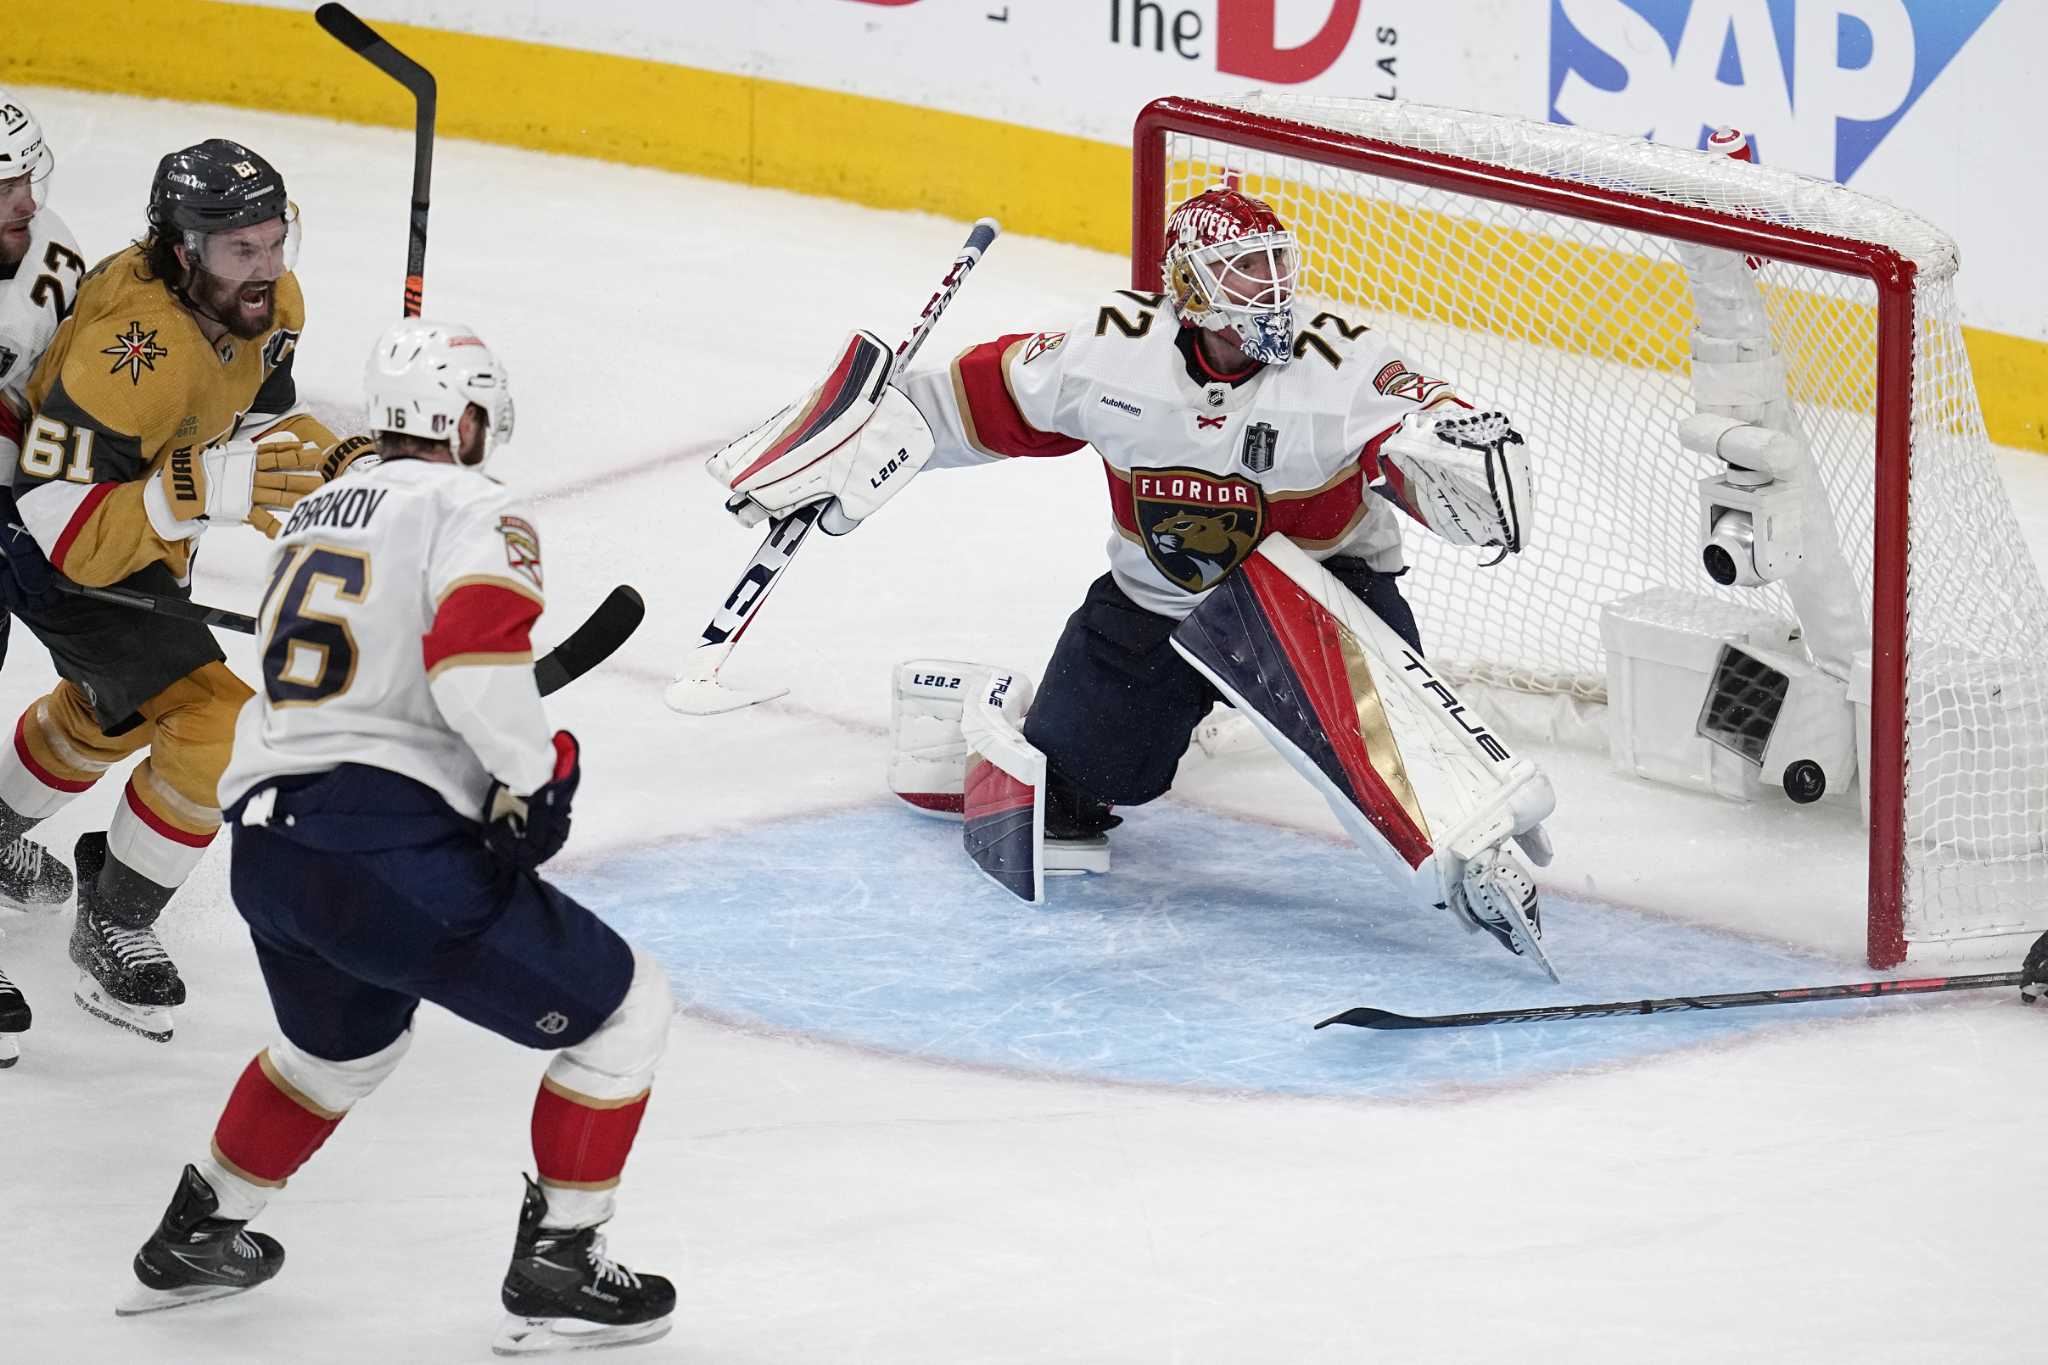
top-left (364, 320), bottom-right (515, 471)
top-left (0, 90), bottom-right (55, 226)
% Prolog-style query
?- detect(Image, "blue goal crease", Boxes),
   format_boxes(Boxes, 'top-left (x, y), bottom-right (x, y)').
top-left (561, 803), bottom-right (1868, 1099)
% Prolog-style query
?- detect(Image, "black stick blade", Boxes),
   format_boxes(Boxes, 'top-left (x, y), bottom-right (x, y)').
top-left (1315, 1008), bottom-right (1421, 1031)
top-left (534, 586), bottom-right (644, 696)
top-left (313, 3), bottom-right (380, 51)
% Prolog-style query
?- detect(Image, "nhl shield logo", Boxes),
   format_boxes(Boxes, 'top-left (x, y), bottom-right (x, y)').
top-left (1131, 467), bottom-right (1263, 593)
top-left (1240, 422), bottom-right (1277, 474)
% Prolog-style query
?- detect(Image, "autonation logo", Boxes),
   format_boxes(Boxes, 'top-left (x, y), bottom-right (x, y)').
top-left (1550, 0), bottom-right (2002, 181)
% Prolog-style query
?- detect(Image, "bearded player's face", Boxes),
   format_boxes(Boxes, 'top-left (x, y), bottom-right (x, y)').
top-left (182, 217), bottom-right (291, 340)
top-left (0, 172), bottom-right (35, 267)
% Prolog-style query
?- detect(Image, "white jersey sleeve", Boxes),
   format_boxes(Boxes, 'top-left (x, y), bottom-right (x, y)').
top-left (220, 459), bottom-right (556, 819)
top-left (0, 208), bottom-right (85, 476)
top-left (898, 327), bottom-right (1089, 470)
top-left (423, 490), bottom-right (554, 800)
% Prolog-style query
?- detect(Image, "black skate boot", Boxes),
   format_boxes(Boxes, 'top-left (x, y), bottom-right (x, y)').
top-left (120, 1163), bottom-right (285, 1316)
top-left (0, 829), bottom-right (73, 912)
top-left (70, 832), bottom-right (183, 1041)
top-left (0, 959), bottom-right (28, 1068)
top-left (494, 1175), bottom-right (675, 1357)
top-left (1044, 770), bottom-right (1119, 875)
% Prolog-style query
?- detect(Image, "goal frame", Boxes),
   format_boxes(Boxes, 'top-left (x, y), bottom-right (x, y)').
top-left (1131, 96), bottom-right (1917, 967)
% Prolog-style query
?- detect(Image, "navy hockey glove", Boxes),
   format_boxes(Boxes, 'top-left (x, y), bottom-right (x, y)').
top-left (482, 731), bottom-right (581, 869)
top-left (0, 487), bottom-right (60, 611)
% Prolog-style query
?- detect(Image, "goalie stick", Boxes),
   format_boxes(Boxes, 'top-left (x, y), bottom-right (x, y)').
top-left (1314, 970), bottom-right (2025, 1032)
top-left (664, 217), bottom-right (1002, 716)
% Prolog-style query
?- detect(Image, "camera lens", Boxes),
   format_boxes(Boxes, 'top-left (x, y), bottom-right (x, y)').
top-left (1702, 543), bottom-right (1739, 586)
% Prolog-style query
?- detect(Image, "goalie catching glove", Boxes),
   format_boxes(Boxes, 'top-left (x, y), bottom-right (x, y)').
top-left (1375, 409), bottom-right (1533, 560)
top-left (146, 430), bottom-right (326, 540)
top-left (706, 330), bottom-right (935, 536)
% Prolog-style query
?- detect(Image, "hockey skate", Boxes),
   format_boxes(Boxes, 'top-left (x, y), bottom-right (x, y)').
top-left (0, 829), bottom-right (73, 912)
top-left (0, 960), bottom-right (28, 1068)
top-left (120, 1164), bottom-right (286, 1316)
top-left (1043, 778), bottom-right (1116, 876)
top-left (494, 1175), bottom-right (675, 1357)
top-left (70, 833), bottom-right (183, 1042)
top-left (1452, 846), bottom-right (1559, 982)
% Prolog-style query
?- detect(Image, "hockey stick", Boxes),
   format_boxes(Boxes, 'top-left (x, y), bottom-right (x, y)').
top-left (314, 3), bottom-right (435, 316)
top-left (1314, 970), bottom-right (2026, 1032)
top-left (52, 578), bottom-right (257, 634)
top-left (665, 217), bottom-right (1002, 716)
top-left (534, 585), bottom-right (644, 696)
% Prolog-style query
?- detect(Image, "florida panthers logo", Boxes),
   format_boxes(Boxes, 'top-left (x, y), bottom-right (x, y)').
top-left (1131, 468), bottom-right (1263, 592)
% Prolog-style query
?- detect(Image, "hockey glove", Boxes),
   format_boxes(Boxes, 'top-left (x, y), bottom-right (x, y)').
top-left (319, 434), bottom-right (380, 482)
top-left (1374, 410), bottom-right (1534, 561)
top-left (706, 330), bottom-right (936, 536)
top-left (482, 730), bottom-right (581, 870)
top-left (148, 432), bottom-right (327, 540)
top-left (0, 487), bottom-right (60, 611)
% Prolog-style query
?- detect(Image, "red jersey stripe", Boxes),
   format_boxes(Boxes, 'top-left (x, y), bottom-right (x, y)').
top-left (49, 482), bottom-right (118, 573)
top-left (423, 582), bottom-right (541, 674)
top-left (952, 336), bottom-right (1085, 460)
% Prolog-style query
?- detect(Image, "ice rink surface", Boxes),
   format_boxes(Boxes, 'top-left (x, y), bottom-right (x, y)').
top-left (3, 89), bottom-right (2042, 1361)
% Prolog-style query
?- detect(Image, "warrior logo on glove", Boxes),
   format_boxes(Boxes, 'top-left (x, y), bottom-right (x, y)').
top-left (1132, 468), bottom-right (1262, 592)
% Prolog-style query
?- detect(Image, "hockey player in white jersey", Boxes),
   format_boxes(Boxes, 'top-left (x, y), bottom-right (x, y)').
top-left (712, 189), bottom-right (1555, 971)
top-left (123, 321), bottom-right (677, 1353)
top-left (0, 90), bottom-right (87, 1066)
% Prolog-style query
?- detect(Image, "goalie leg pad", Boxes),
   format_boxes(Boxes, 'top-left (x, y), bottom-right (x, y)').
top-left (889, 660), bottom-right (1033, 818)
top-left (1171, 537), bottom-right (1558, 978)
top-left (961, 672), bottom-right (1045, 904)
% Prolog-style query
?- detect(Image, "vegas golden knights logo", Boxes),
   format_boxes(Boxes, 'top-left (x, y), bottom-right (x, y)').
top-left (1132, 467), bottom-right (1263, 592)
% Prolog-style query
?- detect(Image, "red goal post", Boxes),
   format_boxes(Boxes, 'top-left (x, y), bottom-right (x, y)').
top-left (1131, 94), bottom-right (2048, 969)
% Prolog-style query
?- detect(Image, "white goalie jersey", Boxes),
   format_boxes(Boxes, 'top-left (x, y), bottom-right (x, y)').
top-left (221, 458), bottom-right (557, 820)
top-left (894, 289), bottom-right (1474, 617)
top-left (0, 206), bottom-right (84, 474)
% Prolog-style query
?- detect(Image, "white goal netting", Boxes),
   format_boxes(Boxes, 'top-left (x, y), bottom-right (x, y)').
top-left (1148, 93), bottom-right (2048, 963)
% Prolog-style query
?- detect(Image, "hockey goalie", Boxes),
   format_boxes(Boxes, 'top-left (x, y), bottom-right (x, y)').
top-left (708, 189), bottom-right (1556, 974)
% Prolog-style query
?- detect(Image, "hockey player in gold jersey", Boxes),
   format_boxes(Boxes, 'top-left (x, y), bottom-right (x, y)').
top-left (0, 139), bottom-right (366, 1040)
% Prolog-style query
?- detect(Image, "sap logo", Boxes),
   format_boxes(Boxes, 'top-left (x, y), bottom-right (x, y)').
top-left (1550, 0), bottom-right (2002, 183)
top-left (913, 673), bottom-right (963, 690)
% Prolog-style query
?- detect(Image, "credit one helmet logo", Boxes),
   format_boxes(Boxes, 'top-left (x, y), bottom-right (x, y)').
top-left (1549, 0), bottom-right (2002, 181)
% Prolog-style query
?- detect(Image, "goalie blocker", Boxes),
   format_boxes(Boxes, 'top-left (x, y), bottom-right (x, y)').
top-left (1171, 537), bottom-right (1560, 979)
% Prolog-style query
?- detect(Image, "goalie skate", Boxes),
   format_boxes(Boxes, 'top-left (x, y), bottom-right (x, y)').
top-left (1453, 847), bottom-right (1558, 983)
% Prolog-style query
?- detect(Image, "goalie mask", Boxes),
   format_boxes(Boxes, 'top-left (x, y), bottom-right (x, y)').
top-left (365, 320), bottom-right (516, 472)
top-left (1161, 188), bottom-right (1298, 367)
top-left (0, 91), bottom-right (55, 239)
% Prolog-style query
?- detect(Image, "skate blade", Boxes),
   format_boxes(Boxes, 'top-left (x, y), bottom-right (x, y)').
top-left (1044, 838), bottom-right (1110, 876)
top-left (0, 1034), bottom-right (17, 1067)
top-left (74, 980), bottom-right (173, 1042)
top-left (492, 1313), bottom-right (673, 1356)
top-left (115, 1282), bottom-right (253, 1316)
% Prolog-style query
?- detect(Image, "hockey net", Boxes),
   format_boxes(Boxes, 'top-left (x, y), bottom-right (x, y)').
top-left (1135, 94), bottom-right (2048, 968)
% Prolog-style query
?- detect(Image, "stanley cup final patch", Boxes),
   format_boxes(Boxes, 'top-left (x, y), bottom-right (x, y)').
top-left (1132, 468), bottom-right (1263, 593)
top-left (498, 515), bottom-right (543, 589)
top-left (1239, 421), bottom-right (1278, 474)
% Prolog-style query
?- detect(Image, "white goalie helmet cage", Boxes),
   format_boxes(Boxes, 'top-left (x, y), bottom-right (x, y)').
top-left (0, 90), bottom-right (55, 220)
top-left (364, 319), bottom-right (516, 472)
